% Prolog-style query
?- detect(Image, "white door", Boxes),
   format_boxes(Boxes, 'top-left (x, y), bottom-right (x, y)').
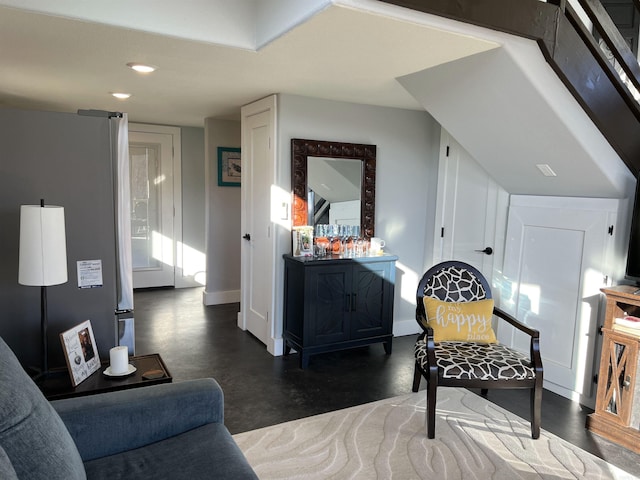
top-left (433, 130), bottom-right (508, 278)
top-left (240, 97), bottom-right (276, 345)
top-left (500, 196), bottom-right (617, 405)
top-left (129, 127), bottom-right (178, 288)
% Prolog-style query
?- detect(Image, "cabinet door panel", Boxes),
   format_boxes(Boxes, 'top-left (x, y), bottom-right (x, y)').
top-left (308, 267), bottom-right (351, 345)
top-left (351, 263), bottom-right (392, 339)
top-left (597, 332), bottom-right (638, 426)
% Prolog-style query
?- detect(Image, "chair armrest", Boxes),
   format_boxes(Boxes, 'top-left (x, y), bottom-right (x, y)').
top-left (416, 326), bottom-right (439, 381)
top-left (494, 307), bottom-right (543, 374)
top-left (51, 378), bottom-right (224, 462)
top-left (493, 306), bottom-right (539, 338)
top-left (416, 312), bottom-right (429, 331)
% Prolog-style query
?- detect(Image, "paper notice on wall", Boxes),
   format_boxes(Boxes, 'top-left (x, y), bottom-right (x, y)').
top-left (77, 260), bottom-right (103, 288)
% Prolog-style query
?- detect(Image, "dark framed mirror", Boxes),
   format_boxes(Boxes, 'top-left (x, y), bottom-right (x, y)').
top-left (291, 138), bottom-right (376, 238)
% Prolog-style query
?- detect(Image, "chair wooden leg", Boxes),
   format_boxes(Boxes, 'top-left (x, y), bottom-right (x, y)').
top-left (412, 362), bottom-right (422, 392)
top-left (530, 383), bottom-right (542, 439)
top-left (426, 380), bottom-right (437, 439)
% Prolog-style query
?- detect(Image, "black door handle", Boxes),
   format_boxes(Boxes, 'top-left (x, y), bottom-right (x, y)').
top-left (243, 233), bottom-right (251, 241)
top-left (475, 247), bottom-right (493, 255)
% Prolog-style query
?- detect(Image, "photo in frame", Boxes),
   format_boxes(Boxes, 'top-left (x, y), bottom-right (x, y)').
top-left (59, 320), bottom-right (101, 387)
top-left (218, 147), bottom-right (241, 187)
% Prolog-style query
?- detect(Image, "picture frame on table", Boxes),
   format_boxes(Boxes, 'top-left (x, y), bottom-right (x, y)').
top-left (217, 147), bottom-right (241, 187)
top-left (59, 320), bottom-right (101, 387)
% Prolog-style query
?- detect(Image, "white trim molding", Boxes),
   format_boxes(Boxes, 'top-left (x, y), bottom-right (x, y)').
top-left (203, 289), bottom-right (241, 306)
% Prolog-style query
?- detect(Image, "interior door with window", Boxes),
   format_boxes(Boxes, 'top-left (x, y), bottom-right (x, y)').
top-left (129, 129), bottom-right (175, 288)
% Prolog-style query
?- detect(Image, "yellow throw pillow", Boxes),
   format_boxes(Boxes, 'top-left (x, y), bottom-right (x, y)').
top-left (423, 297), bottom-right (497, 343)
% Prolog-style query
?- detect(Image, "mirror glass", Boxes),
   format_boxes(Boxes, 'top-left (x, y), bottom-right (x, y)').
top-left (307, 157), bottom-right (362, 227)
top-left (291, 139), bottom-right (376, 238)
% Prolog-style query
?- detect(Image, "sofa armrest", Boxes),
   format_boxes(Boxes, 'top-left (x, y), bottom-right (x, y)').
top-left (51, 378), bottom-right (224, 462)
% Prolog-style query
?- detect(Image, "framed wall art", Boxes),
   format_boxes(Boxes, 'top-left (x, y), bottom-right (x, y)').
top-left (59, 320), bottom-right (101, 386)
top-left (218, 147), bottom-right (241, 187)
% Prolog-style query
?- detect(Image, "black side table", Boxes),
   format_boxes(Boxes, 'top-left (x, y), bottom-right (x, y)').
top-left (39, 353), bottom-right (172, 400)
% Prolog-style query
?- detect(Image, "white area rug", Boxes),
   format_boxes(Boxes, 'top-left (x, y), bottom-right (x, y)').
top-left (234, 388), bottom-right (638, 479)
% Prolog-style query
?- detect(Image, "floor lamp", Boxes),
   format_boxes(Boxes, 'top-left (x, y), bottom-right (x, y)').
top-left (18, 200), bottom-right (68, 377)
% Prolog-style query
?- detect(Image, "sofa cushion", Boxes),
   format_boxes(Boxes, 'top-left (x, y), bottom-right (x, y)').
top-left (0, 336), bottom-right (86, 480)
top-left (84, 422), bottom-right (258, 480)
top-left (54, 378), bottom-right (225, 461)
top-left (0, 445), bottom-right (18, 480)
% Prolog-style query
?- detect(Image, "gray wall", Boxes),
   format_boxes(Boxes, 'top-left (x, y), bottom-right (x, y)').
top-left (203, 118), bottom-right (241, 304)
top-left (0, 114), bottom-right (208, 367)
top-left (274, 94), bottom-right (441, 341)
top-left (0, 108), bottom-right (117, 368)
top-left (179, 126), bottom-right (207, 287)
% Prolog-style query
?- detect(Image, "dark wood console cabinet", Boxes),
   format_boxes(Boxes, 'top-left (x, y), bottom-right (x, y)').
top-left (283, 254), bottom-right (398, 368)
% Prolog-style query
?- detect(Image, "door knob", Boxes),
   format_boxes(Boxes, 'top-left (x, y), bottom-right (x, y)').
top-left (242, 233), bottom-right (251, 241)
top-left (475, 247), bottom-right (493, 255)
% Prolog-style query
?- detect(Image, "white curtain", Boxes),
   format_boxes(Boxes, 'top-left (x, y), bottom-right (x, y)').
top-left (112, 113), bottom-right (134, 311)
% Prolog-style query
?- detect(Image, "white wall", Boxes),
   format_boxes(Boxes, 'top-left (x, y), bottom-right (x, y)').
top-left (274, 94), bottom-right (441, 343)
top-left (204, 118), bottom-right (242, 304)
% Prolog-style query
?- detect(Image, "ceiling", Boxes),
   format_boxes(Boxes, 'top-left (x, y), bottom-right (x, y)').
top-left (0, 0), bottom-right (498, 127)
top-left (0, 0), bottom-right (633, 197)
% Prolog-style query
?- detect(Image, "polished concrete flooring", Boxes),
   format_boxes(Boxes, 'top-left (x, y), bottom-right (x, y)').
top-left (134, 287), bottom-right (640, 476)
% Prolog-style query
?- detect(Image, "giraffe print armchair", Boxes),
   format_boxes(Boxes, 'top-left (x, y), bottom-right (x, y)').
top-left (413, 261), bottom-right (543, 439)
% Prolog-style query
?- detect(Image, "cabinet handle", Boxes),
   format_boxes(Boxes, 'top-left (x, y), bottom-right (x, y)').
top-left (345, 294), bottom-right (351, 312)
top-left (623, 375), bottom-right (631, 389)
top-left (351, 293), bottom-right (357, 312)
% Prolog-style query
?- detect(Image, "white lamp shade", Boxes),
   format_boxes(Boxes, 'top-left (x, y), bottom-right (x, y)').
top-left (19, 205), bottom-right (68, 286)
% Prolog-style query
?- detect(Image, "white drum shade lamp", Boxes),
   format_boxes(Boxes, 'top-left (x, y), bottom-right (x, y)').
top-left (18, 200), bottom-right (68, 376)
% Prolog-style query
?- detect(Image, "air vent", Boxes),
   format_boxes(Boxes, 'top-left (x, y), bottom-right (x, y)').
top-left (536, 164), bottom-right (557, 177)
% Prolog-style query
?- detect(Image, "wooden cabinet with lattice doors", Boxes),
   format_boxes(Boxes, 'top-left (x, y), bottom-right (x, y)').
top-left (587, 286), bottom-right (640, 454)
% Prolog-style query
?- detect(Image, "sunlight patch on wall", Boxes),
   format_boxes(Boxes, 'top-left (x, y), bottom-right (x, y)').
top-left (572, 266), bottom-right (605, 394)
top-left (177, 241), bottom-right (206, 285)
top-left (271, 184), bottom-right (291, 229)
top-left (519, 283), bottom-right (541, 316)
top-left (396, 261), bottom-right (419, 306)
top-left (151, 230), bottom-right (174, 266)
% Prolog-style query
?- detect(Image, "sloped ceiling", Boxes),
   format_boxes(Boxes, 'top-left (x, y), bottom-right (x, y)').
top-left (399, 39), bottom-right (633, 197)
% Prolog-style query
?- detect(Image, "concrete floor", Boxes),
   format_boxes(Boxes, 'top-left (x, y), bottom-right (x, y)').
top-left (133, 287), bottom-right (640, 476)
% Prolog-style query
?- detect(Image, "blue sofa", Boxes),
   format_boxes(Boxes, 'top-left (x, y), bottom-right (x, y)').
top-left (0, 336), bottom-right (257, 479)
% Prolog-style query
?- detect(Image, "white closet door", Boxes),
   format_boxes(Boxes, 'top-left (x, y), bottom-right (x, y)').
top-left (500, 196), bottom-right (617, 404)
top-left (432, 130), bottom-right (508, 280)
top-left (240, 96), bottom-right (276, 348)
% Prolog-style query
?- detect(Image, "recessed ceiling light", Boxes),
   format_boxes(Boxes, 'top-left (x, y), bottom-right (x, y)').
top-left (126, 62), bottom-right (156, 73)
top-left (111, 92), bottom-right (131, 100)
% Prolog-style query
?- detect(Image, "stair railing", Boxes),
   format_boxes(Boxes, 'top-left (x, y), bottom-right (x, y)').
top-left (563, 0), bottom-right (640, 113)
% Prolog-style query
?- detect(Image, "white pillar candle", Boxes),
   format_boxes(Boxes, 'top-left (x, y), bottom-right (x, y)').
top-left (109, 346), bottom-right (129, 374)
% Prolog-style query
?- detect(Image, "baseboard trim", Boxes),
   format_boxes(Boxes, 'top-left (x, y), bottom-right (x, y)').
top-left (202, 289), bottom-right (241, 306)
top-left (268, 336), bottom-right (284, 356)
top-left (542, 380), bottom-right (596, 410)
top-left (393, 319), bottom-right (421, 337)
